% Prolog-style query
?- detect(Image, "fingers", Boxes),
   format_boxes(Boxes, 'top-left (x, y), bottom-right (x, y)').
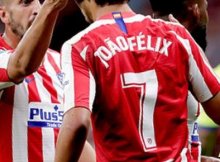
top-left (168, 14), bottom-right (179, 23)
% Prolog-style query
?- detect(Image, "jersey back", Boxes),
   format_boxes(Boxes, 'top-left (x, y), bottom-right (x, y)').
top-left (62, 13), bottom-right (220, 162)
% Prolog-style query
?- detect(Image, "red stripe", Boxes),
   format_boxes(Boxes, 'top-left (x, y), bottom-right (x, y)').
top-left (28, 128), bottom-right (43, 162)
top-left (27, 74), bottom-right (43, 162)
top-left (37, 66), bottom-right (59, 103)
top-left (0, 68), bottom-right (10, 82)
top-left (54, 128), bottom-right (59, 147)
top-left (0, 87), bottom-right (15, 162)
top-left (27, 74), bottom-right (41, 102)
top-left (73, 52), bottom-right (90, 108)
top-left (47, 52), bottom-right (61, 74)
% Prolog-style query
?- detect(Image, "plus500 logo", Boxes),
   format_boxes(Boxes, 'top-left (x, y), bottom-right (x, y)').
top-left (29, 108), bottom-right (63, 122)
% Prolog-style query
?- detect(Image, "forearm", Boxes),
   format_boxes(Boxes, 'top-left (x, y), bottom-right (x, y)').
top-left (79, 141), bottom-right (96, 162)
top-left (202, 92), bottom-right (220, 125)
top-left (8, 0), bottom-right (67, 83)
top-left (201, 155), bottom-right (220, 162)
top-left (56, 125), bottom-right (88, 162)
top-left (55, 108), bottom-right (91, 162)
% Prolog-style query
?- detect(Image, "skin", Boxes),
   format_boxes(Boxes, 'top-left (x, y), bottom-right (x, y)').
top-left (1, 0), bottom-right (40, 46)
top-left (189, 0), bottom-right (208, 51)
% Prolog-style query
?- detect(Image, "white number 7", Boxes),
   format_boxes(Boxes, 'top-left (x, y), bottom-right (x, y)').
top-left (121, 70), bottom-right (158, 151)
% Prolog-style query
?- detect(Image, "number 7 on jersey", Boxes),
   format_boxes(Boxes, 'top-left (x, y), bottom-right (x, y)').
top-left (121, 70), bottom-right (158, 151)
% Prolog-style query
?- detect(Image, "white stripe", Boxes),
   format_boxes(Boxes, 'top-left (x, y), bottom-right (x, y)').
top-left (0, 51), bottom-right (10, 68)
top-left (44, 54), bottom-right (63, 103)
top-left (12, 84), bottom-right (29, 162)
top-left (171, 31), bottom-right (213, 102)
top-left (42, 128), bottom-right (55, 162)
top-left (79, 45), bottom-right (96, 111)
top-left (0, 82), bottom-right (14, 90)
top-left (89, 72), bottom-right (96, 111)
top-left (62, 43), bottom-right (75, 113)
top-left (180, 148), bottom-right (188, 162)
top-left (80, 45), bottom-right (89, 61)
top-left (197, 47), bottom-right (220, 84)
top-left (163, 159), bottom-right (174, 162)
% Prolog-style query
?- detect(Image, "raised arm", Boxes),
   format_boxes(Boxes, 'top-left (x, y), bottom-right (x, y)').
top-left (7, 0), bottom-right (67, 83)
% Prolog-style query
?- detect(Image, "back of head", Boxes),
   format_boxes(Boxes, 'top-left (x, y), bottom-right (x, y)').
top-left (75, 0), bottom-right (129, 6)
top-left (149, 0), bottom-right (208, 52)
top-left (149, 0), bottom-right (196, 20)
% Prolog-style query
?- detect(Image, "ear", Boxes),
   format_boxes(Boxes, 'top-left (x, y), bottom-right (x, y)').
top-left (0, 6), bottom-right (9, 24)
top-left (184, 3), bottom-right (200, 31)
top-left (191, 3), bottom-right (200, 21)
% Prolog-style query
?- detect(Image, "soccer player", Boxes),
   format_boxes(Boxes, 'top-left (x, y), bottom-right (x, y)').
top-left (55, 0), bottom-right (220, 161)
top-left (150, 0), bottom-right (208, 51)
top-left (0, 0), bottom-right (95, 161)
top-left (149, 0), bottom-right (220, 159)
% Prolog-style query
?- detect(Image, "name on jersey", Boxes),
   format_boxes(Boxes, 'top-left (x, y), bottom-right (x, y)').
top-left (94, 34), bottom-right (172, 68)
top-left (28, 102), bottom-right (63, 128)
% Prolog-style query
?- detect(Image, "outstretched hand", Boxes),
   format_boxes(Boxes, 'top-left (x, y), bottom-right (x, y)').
top-left (42, 0), bottom-right (68, 11)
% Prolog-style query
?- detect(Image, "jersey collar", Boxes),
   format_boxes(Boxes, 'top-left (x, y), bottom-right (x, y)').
top-left (97, 11), bottom-right (136, 20)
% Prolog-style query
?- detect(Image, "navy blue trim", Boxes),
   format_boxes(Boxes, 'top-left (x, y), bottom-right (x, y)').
top-left (112, 12), bottom-right (128, 34)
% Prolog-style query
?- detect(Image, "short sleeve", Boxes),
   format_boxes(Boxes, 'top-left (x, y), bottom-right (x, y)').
top-left (175, 28), bottom-right (220, 102)
top-left (61, 42), bottom-right (96, 113)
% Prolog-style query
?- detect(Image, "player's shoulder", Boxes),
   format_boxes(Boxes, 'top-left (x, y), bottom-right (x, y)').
top-left (146, 15), bottom-right (188, 36)
top-left (149, 15), bottom-right (184, 28)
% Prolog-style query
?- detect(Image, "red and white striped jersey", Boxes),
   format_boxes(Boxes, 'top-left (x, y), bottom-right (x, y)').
top-left (61, 12), bottom-right (220, 162)
top-left (0, 37), bottom-right (64, 162)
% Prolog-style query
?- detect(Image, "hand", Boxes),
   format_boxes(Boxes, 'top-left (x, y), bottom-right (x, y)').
top-left (42, 0), bottom-right (68, 11)
top-left (168, 14), bottom-right (179, 23)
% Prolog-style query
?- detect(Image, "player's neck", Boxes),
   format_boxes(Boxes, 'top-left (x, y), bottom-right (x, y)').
top-left (95, 3), bottom-right (132, 21)
top-left (2, 30), bottom-right (20, 49)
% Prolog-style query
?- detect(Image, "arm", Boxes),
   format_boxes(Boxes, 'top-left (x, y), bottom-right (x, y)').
top-left (7, 0), bottom-right (67, 83)
top-left (79, 141), bottom-right (96, 162)
top-left (55, 107), bottom-right (91, 162)
top-left (201, 155), bottom-right (220, 162)
top-left (180, 26), bottom-right (220, 126)
top-left (202, 92), bottom-right (220, 125)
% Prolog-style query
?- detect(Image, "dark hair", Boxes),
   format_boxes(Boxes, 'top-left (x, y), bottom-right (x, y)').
top-left (149, 0), bottom-right (196, 19)
top-left (75, 0), bottom-right (129, 6)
